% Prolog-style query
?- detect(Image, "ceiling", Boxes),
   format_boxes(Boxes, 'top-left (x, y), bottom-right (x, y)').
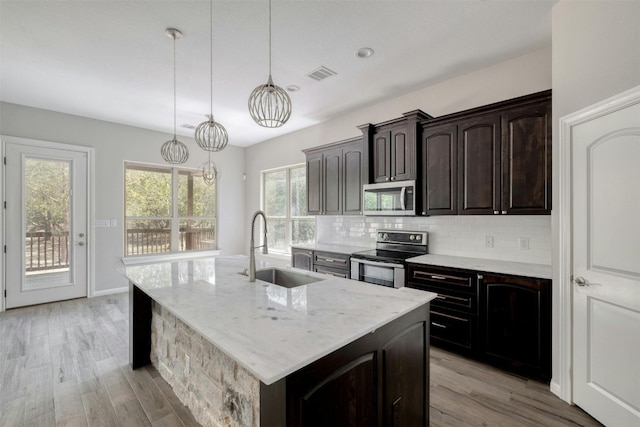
top-left (0, 0), bottom-right (555, 148)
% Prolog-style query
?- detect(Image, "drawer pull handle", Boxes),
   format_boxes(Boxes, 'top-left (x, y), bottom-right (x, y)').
top-left (431, 322), bottom-right (447, 329)
top-left (431, 275), bottom-right (446, 280)
top-left (436, 295), bottom-right (447, 300)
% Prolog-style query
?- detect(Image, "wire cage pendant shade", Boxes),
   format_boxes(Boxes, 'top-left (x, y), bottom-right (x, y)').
top-left (161, 28), bottom-right (189, 164)
top-left (248, 74), bottom-right (291, 128)
top-left (248, 0), bottom-right (291, 128)
top-left (200, 156), bottom-right (218, 185)
top-left (195, 0), bottom-right (229, 152)
top-left (195, 115), bottom-right (228, 152)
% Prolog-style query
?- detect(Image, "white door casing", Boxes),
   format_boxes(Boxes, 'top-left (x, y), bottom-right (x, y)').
top-left (3, 138), bottom-right (92, 309)
top-left (561, 86), bottom-right (640, 425)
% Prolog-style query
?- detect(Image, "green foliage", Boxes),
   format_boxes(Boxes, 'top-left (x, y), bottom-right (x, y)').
top-left (25, 158), bottom-right (70, 233)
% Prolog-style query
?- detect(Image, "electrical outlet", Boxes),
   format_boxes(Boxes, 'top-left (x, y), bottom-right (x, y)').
top-left (95, 219), bottom-right (109, 227)
top-left (519, 237), bottom-right (530, 250)
top-left (484, 236), bottom-right (494, 248)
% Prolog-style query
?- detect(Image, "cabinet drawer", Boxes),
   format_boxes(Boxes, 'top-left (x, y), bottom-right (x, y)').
top-left (314, 251), bottom-right (350, 269)
top-left (408, 264), bottom-right (476, 291)
top-left (430, 310), bottom-right (475, 351)
top-left (314, 265), bottom-right (350, 279)
top-left (408, 282), bottom-right (477, 314)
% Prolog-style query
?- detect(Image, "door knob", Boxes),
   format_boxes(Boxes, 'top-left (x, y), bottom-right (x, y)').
top-left (573, 276), bottom-right (588, 286)
top-left (78, 242), bottom-right (85, 246)
top-left (79, 233), bottom-right (85, 238)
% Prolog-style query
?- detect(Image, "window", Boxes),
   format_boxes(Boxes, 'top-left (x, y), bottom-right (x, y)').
top-left (262, 164), bottom-right (315, 253)
top-left (124, 163), bottom-right (216, 256)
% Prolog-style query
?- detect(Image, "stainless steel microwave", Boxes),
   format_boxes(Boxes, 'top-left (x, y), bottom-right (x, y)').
top-left (362, 180), bottom-right (415, 216)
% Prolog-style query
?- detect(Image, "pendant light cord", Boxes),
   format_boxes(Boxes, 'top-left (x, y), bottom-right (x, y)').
top-left (210, 0), bottom-right (213, 117)
top-left (173, 33), bottom-right (177, 139)
top-left (268, 0), bottom-right (272, 77)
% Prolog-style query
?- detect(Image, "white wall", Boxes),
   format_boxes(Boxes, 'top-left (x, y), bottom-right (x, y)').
top-left (245, 47), bottom-right (553, 253)
top-left (551, 0), bottom-right (640, 399)
top-left (0, 102), bottom-right (246, 293)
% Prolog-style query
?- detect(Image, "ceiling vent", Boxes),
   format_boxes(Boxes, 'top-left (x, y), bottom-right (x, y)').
top-left (181, 123), bottom-right (196, 130)
top-left (306, 66), bottom-right (337, 82)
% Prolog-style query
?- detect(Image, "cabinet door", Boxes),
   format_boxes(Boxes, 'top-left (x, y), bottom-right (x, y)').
top-left (293, 352), bottom-right (377, 426)
top-left (458, 115), bottom-right (501, 215)
top-left (382, 321), bottom-right (428, 427)
top-left (481, 273), bottom-right (551, 380)
top-left (501, 101), bottom-right (551, 214)
top-left (306, 152), bottom-right (323, 215)
top-left (390, 127), bottom-right (414, 181)
top-left (372, 130), bottom-right (391, 183)
top-left (421, 123), bottom-right (457, 215)
top-left (323, 148), bottom-right (343, 215)
top-left (342, 141), bottom-right (363, 215)
top-left (291, 248), bottom-right (313, 271)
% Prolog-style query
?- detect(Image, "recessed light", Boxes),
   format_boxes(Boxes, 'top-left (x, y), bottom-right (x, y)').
top-left (355, 47), bottom-right (374, 58)
top-left (286, 85), bottom-right (300, 92)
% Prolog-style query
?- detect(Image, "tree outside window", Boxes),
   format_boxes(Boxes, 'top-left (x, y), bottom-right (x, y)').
top-left (263, 165), bottom-right (315, 253)
top-left (125, 163), bottom-right (216, 256)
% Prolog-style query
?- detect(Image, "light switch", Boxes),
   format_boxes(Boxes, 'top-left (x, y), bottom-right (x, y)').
top-left (110, 219), bottom-right (117, 227)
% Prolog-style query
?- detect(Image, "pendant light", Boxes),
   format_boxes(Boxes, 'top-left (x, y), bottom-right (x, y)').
top-left (194, 0), bottom-right (228, 152)
top-left (161, 28), bottom-right (189, 165)
top-left (200, 151), bottom-right (218, 185)
top-left (248, 0), bottom-right (291, 128)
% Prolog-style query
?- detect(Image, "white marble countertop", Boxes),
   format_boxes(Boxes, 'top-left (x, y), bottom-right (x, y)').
top-left (406, 254), bottom-right (552, 280)
top-left (122, 255), bottom-right (435, 385)
top-left (290, 242), bottom-right (372, 255)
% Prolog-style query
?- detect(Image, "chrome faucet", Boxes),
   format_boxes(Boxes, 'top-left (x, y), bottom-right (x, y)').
top-left (249, 210), bottom-right (268, 282)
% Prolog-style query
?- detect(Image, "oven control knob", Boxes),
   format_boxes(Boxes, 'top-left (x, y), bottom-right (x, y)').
top-left (382, 233), bottom-right (388, 240)
top-left (409, 235), bottom-right (415, 241)
top-left (415, 235), bottom-right (421, 241)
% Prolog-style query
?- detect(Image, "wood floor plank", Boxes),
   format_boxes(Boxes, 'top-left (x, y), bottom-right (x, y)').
top-left (53, 381), bottom-right (88, 427)
top-left (81, 386), bottom-right (120, 427)
top-left (24, 365), bottom-right (54, 422)
top-left (113, 399), bottom-right (153, 427)
top-left (121, 365), bottom-right (173, 422)
top-left (153, 374), bottom-right (201, 427)
top-left (0, 397), bottom-right (26, 426)
top-left (151, 412), bottom-right (184, 427)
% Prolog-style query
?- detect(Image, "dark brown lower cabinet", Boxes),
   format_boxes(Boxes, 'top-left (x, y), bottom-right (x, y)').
top-left (407, 263), bottom-right (551, 381)
top-left (261, 304), bottom-right (430, 427)
top-left (480, 273), bottom-right (551, 381)
top-left (291, 248), bottom-right (313, 271)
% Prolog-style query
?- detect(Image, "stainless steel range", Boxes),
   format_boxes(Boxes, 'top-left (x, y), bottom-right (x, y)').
top-left (351, 229), bottom-right (428, 288)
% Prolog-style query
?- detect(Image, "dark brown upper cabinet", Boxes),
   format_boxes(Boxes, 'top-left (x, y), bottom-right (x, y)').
top-left (360, 110), bottom-right (433, 184)
top-left (420, 123), bottom-right (458, 216)
top-left (304, 137), bottom-right (363, 216)
top-left (458, 114), bottom-right (502, 215)
top-left (501, 101), bottom-right (551, 214)
top-left (419, 90), bottom-right (551, 216)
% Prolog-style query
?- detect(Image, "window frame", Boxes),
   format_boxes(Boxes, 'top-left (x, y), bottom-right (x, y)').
top-left (261, 163), bottom-right (315, 255)
top-left (124, 162), bottom-right (217, 257)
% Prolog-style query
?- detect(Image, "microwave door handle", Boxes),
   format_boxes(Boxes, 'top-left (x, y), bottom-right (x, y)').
top-left (400, 186), bottom-right (406, 211)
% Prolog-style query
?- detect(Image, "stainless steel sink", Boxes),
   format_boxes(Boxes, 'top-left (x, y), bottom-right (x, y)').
top-left (254, 268), bottom-right (323, 288)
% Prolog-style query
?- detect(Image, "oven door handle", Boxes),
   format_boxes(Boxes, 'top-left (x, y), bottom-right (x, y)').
top-left (352, 258), bottom-right (404, 269)
top-left (400, 186), bottom-right (406, 211)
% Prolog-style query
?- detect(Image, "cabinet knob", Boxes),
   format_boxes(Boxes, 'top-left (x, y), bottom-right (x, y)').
top-left (501, 211), bottom-right (507, 215)
top-left (493, 211), bottom-right (499, 215)
top-left (390, 176), bottom-right (396, 181)
top-left (385, 177), bottom-right (390, 181)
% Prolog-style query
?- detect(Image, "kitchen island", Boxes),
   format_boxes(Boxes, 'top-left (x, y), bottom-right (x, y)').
top-left (123, 255), bottom-right (436, 427)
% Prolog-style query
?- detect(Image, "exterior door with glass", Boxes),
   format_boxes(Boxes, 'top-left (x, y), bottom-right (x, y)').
top-left (4, 141), bottom-right (89, 309)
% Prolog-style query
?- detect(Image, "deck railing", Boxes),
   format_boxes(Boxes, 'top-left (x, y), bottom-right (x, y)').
top-left (126, 227), bottom-right (216, 256)
top-left (26, 228), bottom-right (216, 270)
top-left (25, 231), bottom-right (70, 271)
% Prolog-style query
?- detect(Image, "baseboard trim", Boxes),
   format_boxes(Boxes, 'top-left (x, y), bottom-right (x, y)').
top-left (550, 380), bottom-right (564, 401)
top-left (93, 286), bottom-right (128, 297)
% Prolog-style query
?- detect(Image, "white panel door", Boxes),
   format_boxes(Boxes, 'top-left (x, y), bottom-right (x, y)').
top-left (571, 91), bottom-right (640, 426)
top-left (4, 142), bottom-right (88, 308)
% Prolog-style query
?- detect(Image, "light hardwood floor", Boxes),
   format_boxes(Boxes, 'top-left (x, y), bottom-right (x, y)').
top-left (0, 293), bottom-right (602, 427)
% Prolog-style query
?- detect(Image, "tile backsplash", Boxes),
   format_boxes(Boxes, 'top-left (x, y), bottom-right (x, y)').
top-left (316, 215), bottom-right (551, 265)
